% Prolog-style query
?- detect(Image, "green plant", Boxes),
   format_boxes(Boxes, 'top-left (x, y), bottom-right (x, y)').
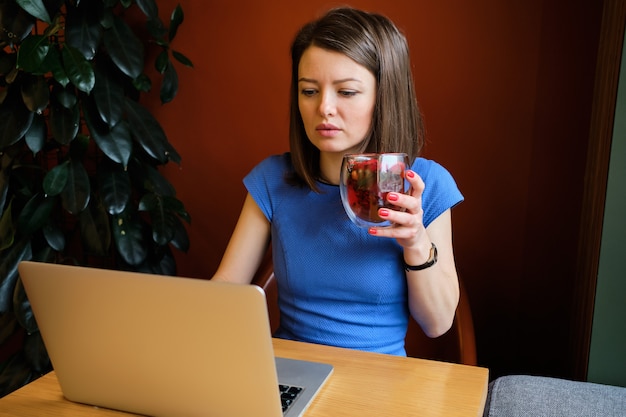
top-left (0, 0), bottom-right (192, 396)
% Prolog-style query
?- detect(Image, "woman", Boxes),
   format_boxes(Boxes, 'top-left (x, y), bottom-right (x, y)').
top-left (212, 7), bottom-right (463, 356)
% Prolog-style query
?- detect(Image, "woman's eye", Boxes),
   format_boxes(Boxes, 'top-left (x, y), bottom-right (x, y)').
top-left (301, 89), bottom-right (317, 97)
top-left (339, 90), bottom-right (357, 97)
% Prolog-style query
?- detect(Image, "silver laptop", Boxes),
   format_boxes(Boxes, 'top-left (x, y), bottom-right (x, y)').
top-left (18, 261), bottom-right (333, 417)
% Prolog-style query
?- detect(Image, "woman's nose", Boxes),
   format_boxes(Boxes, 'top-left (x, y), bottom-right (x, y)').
top-left (318, 92), bottom-right (336, 118)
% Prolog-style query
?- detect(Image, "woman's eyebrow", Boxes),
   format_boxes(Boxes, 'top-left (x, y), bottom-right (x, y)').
top-left (298, 77), bottom-right (362, 84)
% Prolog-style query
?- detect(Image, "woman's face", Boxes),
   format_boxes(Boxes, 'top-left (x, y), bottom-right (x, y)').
top-left (297, 46), bottom-right (376, 156)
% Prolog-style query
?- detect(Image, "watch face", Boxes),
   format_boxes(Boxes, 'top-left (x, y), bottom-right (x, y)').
top-left (428, 243), bottom-right (437, 262)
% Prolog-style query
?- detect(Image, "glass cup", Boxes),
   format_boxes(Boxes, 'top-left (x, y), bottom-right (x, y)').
top-left (340, 153), bottom-right (410, 228)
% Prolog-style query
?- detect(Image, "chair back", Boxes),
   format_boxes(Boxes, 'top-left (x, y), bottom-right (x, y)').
top-left (251, 249), bottom-right (477, 366)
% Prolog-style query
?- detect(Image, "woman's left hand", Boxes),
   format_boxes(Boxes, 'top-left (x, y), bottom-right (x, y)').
top-left (368, 170), bottom-right (432, 255)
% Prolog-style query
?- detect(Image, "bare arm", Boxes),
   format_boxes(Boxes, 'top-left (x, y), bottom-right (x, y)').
top-left (369, 171), bottom-right (460, 337)
top-left (211, 193), bottom-right (271, 284)
top-left (404, 210), bottom-right (460, 338)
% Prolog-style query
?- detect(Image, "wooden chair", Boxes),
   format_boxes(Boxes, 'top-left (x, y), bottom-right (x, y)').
top-left (251, 249), bottom-right (477, 366)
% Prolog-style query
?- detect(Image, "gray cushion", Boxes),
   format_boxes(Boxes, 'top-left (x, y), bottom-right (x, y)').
top-left (484, 375), bottom-right (626, 417)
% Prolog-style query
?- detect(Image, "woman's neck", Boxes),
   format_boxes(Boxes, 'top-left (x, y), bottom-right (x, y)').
top-left (319, 152), bottom-right (343, 185)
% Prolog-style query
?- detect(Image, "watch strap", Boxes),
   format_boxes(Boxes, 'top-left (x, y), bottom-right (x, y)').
top-left (404, 242), bottom-right (438, 271)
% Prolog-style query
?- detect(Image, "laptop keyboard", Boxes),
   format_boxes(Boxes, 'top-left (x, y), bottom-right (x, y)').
top-left (279, 384), bottom-right (303, 414)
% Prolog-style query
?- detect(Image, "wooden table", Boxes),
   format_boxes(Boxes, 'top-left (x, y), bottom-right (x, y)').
top-left (0, 338), bottom-right (489, 416)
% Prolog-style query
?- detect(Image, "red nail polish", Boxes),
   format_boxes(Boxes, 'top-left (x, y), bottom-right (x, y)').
top-left (387, 193), bottom-right (399, 202)
top-left (406, 170), bottom-right (415, 178)
top-left (379, 209), bottom-right (389, 217)
top-left (368, 227), bottom-right (377, 235)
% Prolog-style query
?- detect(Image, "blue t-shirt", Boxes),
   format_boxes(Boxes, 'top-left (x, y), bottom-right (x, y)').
top-left (244, 153), bottom-right (463, 355)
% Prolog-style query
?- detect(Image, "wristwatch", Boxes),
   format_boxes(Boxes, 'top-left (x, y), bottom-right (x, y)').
top-left (404, 243), bottom-right (438, 272)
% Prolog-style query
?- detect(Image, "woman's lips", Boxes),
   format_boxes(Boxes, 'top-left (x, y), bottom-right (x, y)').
top-left (316, 123), bottom-right (340, 137)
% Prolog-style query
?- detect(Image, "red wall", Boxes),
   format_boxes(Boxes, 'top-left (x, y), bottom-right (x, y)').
top-left (146, 0), bottom-right (603, 380)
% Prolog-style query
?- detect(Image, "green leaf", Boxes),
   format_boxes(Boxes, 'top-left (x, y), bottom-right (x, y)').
top-left (177, 208), bottom-right (191, 225)
top-left (0, 199), bottom-right (15, 251)
top-left (16, 35), bottom-right (50, 73)
top-left (137, 245), bottom-right (176, 276)
top-left (128, 160), bottom-right (175, 197)
top-left (0, 157), bottom-right (13, 214)
top-left (169, 215), bottom-right (189, 252)
top-left (16, 0), bottom-right (51, 24)
top-left (144, 194), bottom-right (191, 223)
top-left (151, 210), bottom-right (177, 246)
top-left (132, 73), bottom-right (152, 93)
top-left (93, 62), bottom-right (124, 126)
top-left (13, 278), bottom-right (37, 333)
top-left (138, 193), bottom-right (177, 245)
top-left (84, 99), bottom-right (132, 166)
top-left (136, 0), bottom-right (158, 20)
top-left (61, 45), bottom-right (95, 94)
top-left (172, 50), bottom-right (193, 68)
top-left (0, 153), bottom-right (11, 213)
top-left (0, 89), bottom-right (34, 149)
top-left (155, 50), bottom-right (168, 74)
top-left (20, 74), bottom-right (49, 113)
top-left (164, 141), bottom-right (181, 165)
top-left (162, 195), bottom-right (187, 217)
top-left (42, 222), bottom-right (65, 252)
top-left (124, 98), bottom-right (174, 164)
top-left (0, 4), bottom-right (35, 46)
top-left (65, 1), bottom-right (104, 61)
top-left (24, 113), bottom-right (46, 155)
top-left (146, 17), bottom-right (167, 39)
top-left (103, 16), bottom-right (144, 79)
top-left (108, 121), bottom-right (133, 166)
top-left (42, 48), bottom-right (70, 87)
top-left (17, 194), bottom-right (55, 235)
top-left (169, 4), bottom-right (184, 42)
top-left (98, 159), bottom-right (131, 215)
top-left (79, 198), bottom-right (111, 256)
top-left (100, 6), bottom-right (115, 29)
top-left (49, 98), bottom-right (80, 145)
top-left (53, 84), bottom-right (78, 109)
top-left (60, 159), bottom-right (90, 214)
top-left (137, 192), bottom-right (157, 211)
top-left (160, 61), bottom-right (178, 104)
top-left (112, 211), bottom-right (148, 266)
top-left (42, 160), bottom-right (69, 196)
top-left (0, 239), bottom-right (32, 314)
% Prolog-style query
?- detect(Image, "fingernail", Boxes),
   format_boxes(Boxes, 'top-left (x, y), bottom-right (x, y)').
top-left (387, 193), bottom-right (399, 202)
top-left (379, 209), bottom-right (389, 217)
top-left (406, 170), bottom-right (415, 178)
top-left (368, 227), bottom-right (377, 235)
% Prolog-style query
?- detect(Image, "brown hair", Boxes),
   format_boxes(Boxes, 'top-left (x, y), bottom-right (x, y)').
top-left (288, 7), bottom-right (424, 190)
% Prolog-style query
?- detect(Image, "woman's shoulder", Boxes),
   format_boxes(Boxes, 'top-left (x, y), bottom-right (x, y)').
top-left (245, 152), bottom-right (295, 191)
top-left (412, 157), bottom-right (454, 180)
top-left (412, 157), bottom-right (463, 199)
top-left (253, 152), bottom-right (293, 172)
